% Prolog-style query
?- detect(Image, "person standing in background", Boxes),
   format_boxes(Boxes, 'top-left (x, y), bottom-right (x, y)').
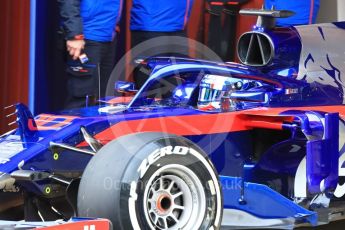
top-left (58, 0), bottom-right (123, 109)
top-left (265, 0), bottom-right (320, 26)
top-left (130, 0), bottom-right (195, 88)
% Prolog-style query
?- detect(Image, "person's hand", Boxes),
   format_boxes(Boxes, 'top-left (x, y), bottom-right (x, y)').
top-left (66, 39), bottom-right (85, 60)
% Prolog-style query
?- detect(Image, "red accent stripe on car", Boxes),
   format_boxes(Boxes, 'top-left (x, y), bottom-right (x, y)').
top-left (94, 112), bottom-right (248, 141)
top-left (90, 106), bottom-right (345, 145)
top-left (78, 105), bottom-right (345, 147)
top-left (91, 111), bottom-right (291, 143)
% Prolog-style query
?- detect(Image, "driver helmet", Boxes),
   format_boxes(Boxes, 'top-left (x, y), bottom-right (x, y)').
top-left (198, 75), bottom-right (239, 110)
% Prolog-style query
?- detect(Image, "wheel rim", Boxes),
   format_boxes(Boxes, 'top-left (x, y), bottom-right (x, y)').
top-left (143, 164), bottom-right (206, 230)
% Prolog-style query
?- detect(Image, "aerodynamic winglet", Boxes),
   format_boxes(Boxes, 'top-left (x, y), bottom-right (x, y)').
top-left (13, 103), bottom-right (38, 142)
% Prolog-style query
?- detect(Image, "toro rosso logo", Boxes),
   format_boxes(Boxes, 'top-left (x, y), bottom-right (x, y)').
top-left (296, 24), bottom-right (345, 103)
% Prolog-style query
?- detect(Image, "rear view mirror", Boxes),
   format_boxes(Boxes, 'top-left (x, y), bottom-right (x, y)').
top-left (115, 81), bottom-right (138, 93)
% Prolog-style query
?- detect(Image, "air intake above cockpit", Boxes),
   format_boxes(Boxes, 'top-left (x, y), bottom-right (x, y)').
top-left (237, 32), bottom-right (274, 67)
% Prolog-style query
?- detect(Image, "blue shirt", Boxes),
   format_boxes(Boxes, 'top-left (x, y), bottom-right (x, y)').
top-left (264, 0), bottom-right (320, 26)
top-left (81, 0), bottom-right (123, 41)
top-left (130, 0), bottom-right (194, 32)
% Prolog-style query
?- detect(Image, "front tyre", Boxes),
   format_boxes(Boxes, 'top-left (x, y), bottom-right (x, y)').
top-left (78, 132), bottom-right (222, 230)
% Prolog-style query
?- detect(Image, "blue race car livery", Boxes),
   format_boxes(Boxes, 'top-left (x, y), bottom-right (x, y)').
top-left (0, 9), bottom-right (345, 230)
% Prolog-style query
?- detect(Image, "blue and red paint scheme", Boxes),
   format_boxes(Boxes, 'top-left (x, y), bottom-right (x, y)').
top-left (1, 20), bottom-right (345, 229)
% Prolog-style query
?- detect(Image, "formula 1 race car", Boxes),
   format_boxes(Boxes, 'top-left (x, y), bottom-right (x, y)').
top-left (1, 9), bottom-right (345, 230)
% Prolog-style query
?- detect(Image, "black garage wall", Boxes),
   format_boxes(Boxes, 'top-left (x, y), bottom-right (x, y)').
top-left (32, 0), bottom-right (128, 114)
top-left (33, 0), bottom-right (67, 114)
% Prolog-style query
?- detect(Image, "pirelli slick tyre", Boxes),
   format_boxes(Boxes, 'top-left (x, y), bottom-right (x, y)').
top-left (78, 132), bottom-right (223, 230)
